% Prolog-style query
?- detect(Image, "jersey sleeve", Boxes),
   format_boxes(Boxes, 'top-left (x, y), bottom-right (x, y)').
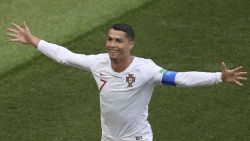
top-left (140, 59), bottom-right (165, 85)
top-left (174, 72), bottom-right (222, 87)
top-left (160, 70), bottom-right (222, 87)
top-left (37, 40), bottom-right (95, 71)
top-left (140, 59), bottom-right (223, 87)
top-left (149, 61), bottom-right (223, 87)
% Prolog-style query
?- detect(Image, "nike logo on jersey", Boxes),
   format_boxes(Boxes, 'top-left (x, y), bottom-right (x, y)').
top-left (100, 72), bottom-right (106, 76)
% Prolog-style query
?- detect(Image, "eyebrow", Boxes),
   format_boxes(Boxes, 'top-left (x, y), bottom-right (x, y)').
top-left (107, 35), bottom-right (125, 41)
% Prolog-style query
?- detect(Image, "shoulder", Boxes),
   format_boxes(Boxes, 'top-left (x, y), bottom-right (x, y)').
top-left (132, 57), bottom-right (164, 84)
top-left (133, 56), bottom-right (163, 74)
top-left (87, 53), bottom-right (109, 61)
top-left (134, 57), bottom-right (159, 69)
top-left (87, 53), bottom-right (109, 69)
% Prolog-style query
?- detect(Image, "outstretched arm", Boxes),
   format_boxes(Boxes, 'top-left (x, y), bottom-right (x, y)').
top-left (161, 62), bottom-right (247, 87)
top-left (6, 22), bottom-right (40, 47)
top-left (6, 22), bottom-right (93, 71)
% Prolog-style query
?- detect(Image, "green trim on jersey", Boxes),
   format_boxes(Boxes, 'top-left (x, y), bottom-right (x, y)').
top-left (160, 68), bottom-right (167, 73)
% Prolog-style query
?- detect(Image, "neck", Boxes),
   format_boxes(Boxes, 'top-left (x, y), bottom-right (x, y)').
top-left (111, 56), bottom-right (134, 72)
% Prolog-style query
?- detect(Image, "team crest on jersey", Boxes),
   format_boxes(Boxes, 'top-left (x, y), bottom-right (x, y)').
top-left (126, 74), bottom-right (136, 87)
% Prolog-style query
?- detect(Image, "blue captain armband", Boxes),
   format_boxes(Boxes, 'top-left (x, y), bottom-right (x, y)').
top-left (161, 71), bottom-right (177, 86)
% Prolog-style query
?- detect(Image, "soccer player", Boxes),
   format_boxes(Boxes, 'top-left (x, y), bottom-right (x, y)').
top-left (6, 22), bottom-right (247, 141)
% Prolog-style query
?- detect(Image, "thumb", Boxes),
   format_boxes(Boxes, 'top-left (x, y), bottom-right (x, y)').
top-left (221, 62), bottom-right (227, 72)
top-left (23, 21), bottom-right (29, 31)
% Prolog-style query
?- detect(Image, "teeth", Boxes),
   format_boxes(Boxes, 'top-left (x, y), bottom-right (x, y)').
top-left (110, 50), bottom-right (118, 53)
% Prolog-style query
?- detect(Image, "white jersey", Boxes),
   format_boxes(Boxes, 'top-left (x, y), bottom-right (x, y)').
top-left (37, 40), bottom-right (222, 141)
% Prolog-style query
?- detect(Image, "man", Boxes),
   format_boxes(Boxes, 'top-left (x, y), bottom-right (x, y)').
top-left (6, 22), bottom-right (247, 141)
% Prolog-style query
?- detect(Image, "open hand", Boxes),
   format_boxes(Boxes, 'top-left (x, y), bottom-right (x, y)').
top-left (221, 62), bottom-right (247, 86)
top-left (6, 22), bottom-right (40, 47)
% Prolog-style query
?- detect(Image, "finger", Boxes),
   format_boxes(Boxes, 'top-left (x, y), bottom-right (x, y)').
top-left (23, 21), bottom-right (29, 30)
top-left (236, 72), bottom-right (247, 76)
top-left (11, 23), bottom-right (22, 31)
top-left (6, 28), bottom-right (18, 34)
top-left (6, 33), bottom-right (17, 38)
top-left (234, 80), bottom-right (243, 86)
top-left (221, 62), bottom-right (227, 72)
top-left (237, 77), bottom-right (247, 81)
top-left (232, 66), bottom-right (243, 72)
top-left (9, 38), bottom-right (19, 42)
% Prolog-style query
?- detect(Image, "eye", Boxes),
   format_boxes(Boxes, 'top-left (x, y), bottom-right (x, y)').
top-left (107, 37), bottom-right (112, 41)
top-left (116, 38), bottom-right (123, 43)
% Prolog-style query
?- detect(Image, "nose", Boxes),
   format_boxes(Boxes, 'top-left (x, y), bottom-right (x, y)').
top-left (111, 41), bottom-right (115, 46)
top-left (110, 41), bottom-right (116, 47)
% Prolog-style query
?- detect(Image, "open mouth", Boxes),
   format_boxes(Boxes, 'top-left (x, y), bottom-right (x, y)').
top-left (110, 50), bottom-right (118, 53)
top-left (109, 49), bottom-right (119, 53)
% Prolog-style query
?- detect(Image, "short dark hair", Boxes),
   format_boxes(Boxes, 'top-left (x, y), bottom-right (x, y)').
top-left (111, 23), bottom-right (134, 41)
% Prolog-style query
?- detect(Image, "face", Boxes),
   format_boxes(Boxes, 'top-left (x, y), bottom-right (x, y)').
top-left (106, 28), bottom-right (134, 61)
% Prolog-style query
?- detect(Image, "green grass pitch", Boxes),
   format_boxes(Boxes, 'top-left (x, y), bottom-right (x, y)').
top-left (0, 0), bottom-right (151, 74)
top-left (0, 0), bottom-right (249, 141)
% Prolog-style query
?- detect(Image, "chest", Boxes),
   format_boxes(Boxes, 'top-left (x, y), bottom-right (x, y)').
top-left (93, 70), bottom-right (144, 93)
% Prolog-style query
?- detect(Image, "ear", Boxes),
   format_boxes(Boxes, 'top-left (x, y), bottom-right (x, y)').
top-left (129, 41), bottom-right (134, 50)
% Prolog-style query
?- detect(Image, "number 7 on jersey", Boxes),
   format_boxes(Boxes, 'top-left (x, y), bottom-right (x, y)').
top-left (99, 79), bottom-right (107, 92)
